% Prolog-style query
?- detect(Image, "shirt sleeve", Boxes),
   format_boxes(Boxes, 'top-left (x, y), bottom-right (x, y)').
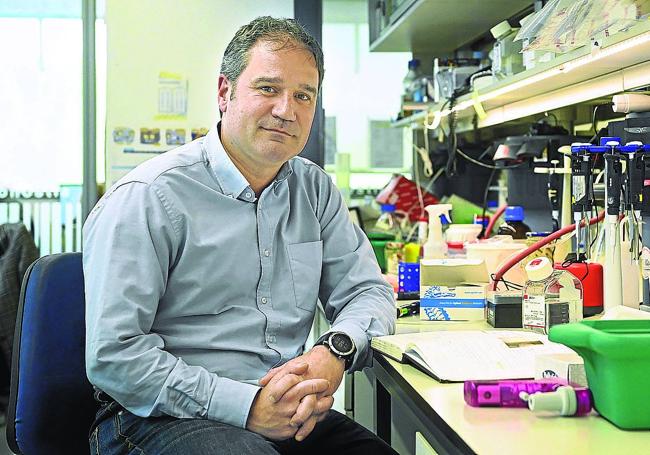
top-left (315, 175), bottom-right (397, 371)
top-left (83, 182), bottom-right (259, 428)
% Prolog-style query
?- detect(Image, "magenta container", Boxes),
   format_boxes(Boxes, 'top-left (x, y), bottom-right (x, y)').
top-left (464, 379), bottom-right (592, 416)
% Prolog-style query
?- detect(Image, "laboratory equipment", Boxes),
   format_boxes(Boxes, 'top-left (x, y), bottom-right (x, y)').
top-left (550, 320), bottom-right (650, 429)
top-left (522, 257), bottom-right (583, 334)
top-left (569, 143), bottom-right (594, 260)
top-left (570, 138), bottom-right (650, 312)
top-left (464, 379), bottom-right (592, 416)
top-left (497, 206), bottom-right (531, 239)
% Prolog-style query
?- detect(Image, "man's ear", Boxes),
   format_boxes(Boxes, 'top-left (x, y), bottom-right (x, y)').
top-left (217, 74), bottom-right (231, 114)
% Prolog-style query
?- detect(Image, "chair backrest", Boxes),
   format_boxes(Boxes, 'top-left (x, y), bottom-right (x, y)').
top-left (7, 253), bottom-right (98, 455)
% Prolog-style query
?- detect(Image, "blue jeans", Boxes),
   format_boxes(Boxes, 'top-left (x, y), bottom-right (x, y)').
top-left (90, 401), bottom-right (397, 455)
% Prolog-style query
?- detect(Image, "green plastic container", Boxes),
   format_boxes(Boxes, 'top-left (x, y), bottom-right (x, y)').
top-left (367, 232), bottom-right (395, 273)
top-left (549, 320), bottom-right (650, 430)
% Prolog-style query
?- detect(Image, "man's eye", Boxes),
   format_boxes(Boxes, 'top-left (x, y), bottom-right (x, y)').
top-left (296, 93), bottom-right (311, 102)
top-left (260, 86), bottom-right (275, 93)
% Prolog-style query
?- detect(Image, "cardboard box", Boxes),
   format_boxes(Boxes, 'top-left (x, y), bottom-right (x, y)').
top-left (420, 259), bottom-right (489, 321)
top-left (375, 175), bottom-right (438, 222)
top-left (534, 353), bottom-right (588, 387)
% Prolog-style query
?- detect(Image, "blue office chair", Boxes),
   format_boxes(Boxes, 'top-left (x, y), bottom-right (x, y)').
top-left (6, 253), bottom-right (98, 454)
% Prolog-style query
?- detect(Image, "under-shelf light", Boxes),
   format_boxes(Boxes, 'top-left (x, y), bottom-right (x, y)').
top-left (424, 29), bottom-right (650, 125)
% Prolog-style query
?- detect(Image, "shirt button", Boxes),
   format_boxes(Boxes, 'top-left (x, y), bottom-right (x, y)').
top-left (261, 297), bottom-right (268, 304)
top-left (267, 335), bottom-right (276, 343)
top-left (263, 249), bottom-right (270, 257)
top-left (245, 192), bottom-right (252, 198)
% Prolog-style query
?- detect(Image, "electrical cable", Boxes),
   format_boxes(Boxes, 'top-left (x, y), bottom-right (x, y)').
top-left (592, 103), bottom-right (612, 133)
top-left (455, 147), bottom-right (525, 170)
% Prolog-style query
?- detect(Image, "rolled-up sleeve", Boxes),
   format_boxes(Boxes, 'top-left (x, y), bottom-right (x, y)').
top-left (84, 182), bottom-right (259, 428)
top-left (315, 176), bottom-right (396, 371)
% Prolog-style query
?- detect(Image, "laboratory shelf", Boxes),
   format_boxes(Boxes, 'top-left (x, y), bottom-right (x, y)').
top-left (369, 0), bottom-right (531, 53)
top-left (391, 21), bottom-right (650, 132)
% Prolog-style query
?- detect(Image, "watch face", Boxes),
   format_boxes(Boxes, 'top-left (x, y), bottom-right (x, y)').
top-left (330, 333), bottom-right (353, 355)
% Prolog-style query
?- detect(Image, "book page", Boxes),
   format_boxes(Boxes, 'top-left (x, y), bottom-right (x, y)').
top-left (404, 331), bottom-right (573, 382)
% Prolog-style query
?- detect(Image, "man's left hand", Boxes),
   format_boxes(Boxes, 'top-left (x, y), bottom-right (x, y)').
top-left (259, 345), bottom-right (345, 440)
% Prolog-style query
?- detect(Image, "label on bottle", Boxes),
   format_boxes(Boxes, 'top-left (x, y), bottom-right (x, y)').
top-left (522, 294), bottom-right (546, 333)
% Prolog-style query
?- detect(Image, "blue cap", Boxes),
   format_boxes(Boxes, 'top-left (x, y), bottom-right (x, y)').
top-left (381, 204), bottom-right (396, 212)
top-left (408, 59), bottom-right (420, 69)
top-left (504, 206), bottom-right (525, 222)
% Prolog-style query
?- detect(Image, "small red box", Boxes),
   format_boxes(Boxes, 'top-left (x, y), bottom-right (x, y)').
top-left (554, 261), bottom-right (603, 317)
top-left (376, 175), bottom-right (438, 222)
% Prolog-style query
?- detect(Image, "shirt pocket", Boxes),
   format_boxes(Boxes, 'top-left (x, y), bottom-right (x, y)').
top-left (286, 240), bottom-right (323, 312)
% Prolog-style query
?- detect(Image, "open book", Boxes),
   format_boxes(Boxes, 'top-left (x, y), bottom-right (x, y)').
top-left (371, 330), bottom-right (574, 382)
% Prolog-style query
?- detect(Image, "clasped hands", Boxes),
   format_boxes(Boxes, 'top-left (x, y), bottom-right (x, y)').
top-left (246, 345), bottom-right (345, 441)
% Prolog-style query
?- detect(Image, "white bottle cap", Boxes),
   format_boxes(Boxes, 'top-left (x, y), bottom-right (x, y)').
top-left (525, 256), bottom-right (554, 282)
top-left (527, 386), bottom-right (577, 416)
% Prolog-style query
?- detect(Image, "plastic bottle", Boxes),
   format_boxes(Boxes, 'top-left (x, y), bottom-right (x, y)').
top-left (497, 206), bottom-right (531, 239)
top-left (416, 215), bottom-right (428, 245)
top-left (522, 257), bottom-right (583, 334)
top-left (374, 204), bottom-right (400, 235)
top-left (402, 59), bottom-right (421, 102)
top-left (423, 204), bottom-right (452, 259)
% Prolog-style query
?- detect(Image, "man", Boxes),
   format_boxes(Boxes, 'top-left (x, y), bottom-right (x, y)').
top-left (84, 16), bottom-right (396, 454)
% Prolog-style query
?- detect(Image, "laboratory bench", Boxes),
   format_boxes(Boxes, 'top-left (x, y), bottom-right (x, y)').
top-left (354, 316), bottom-right (650, 455)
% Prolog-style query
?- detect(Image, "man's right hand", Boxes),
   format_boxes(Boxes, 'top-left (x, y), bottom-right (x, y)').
top-left (246, 362), bottom-right (330, 441)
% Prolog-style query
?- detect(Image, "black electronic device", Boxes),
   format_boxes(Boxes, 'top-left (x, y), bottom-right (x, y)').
top-left (315, 331), bottom-right (356, 370)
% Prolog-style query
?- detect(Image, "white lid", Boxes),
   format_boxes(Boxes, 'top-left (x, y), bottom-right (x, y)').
top-left (525, 256), bottom-right (553, 281)
top-left (526, 386), bottom-right (577, 416)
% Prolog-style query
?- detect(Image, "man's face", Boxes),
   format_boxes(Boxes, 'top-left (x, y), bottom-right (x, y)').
top-left (218, 40), bottom-right (319, 169)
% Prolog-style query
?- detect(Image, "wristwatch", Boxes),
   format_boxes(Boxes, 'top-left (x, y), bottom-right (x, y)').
top-left (315, 331), bottom-right (356, 370)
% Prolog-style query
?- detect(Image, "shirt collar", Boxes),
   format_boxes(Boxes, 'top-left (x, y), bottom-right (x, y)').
top-left (202, 123), bottom-right (294, 197)
top-left (202, 123), bottom-right (252, 199)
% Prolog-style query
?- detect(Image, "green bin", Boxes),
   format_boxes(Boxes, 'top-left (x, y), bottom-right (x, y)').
top-left (367, 232), bottom-right (394, 273)
top-left (549, 320), bottom-right (650, 430)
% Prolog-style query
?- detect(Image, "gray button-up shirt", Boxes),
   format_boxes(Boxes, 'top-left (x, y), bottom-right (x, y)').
top-left (83, 125), bottom-right (395, 429)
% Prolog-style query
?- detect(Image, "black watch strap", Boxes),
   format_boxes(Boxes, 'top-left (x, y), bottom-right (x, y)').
top-left (315, 331), bottom-right (356, 370)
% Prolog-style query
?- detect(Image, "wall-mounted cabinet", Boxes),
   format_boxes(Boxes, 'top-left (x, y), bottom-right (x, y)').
top-left (368, 0), bottom-right (530, 53)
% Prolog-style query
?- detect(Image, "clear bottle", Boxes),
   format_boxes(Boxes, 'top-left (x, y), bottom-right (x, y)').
top-left (402, 59), bottom-right (421, 102)
top-left (522, 257), bottom-right (583, 334)
top-left (374, 204), bottom-right (400, 236)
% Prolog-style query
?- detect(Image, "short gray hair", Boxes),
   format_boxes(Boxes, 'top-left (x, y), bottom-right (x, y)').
top-left (220, 16), bottom-right (324, 93)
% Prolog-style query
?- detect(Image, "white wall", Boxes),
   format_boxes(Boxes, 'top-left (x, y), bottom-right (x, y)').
top-left (105, 0), bottom-right (293, 185)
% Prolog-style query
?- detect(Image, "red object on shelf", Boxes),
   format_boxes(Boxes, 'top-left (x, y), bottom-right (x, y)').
top-left (554, 261), bottom-right (604, 317)
top-left (375, 175), bottom-right (438, 222)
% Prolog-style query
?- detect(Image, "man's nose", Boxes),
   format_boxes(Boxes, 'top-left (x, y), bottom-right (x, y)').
top-left (271, 93), bottom-right (297, 122)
